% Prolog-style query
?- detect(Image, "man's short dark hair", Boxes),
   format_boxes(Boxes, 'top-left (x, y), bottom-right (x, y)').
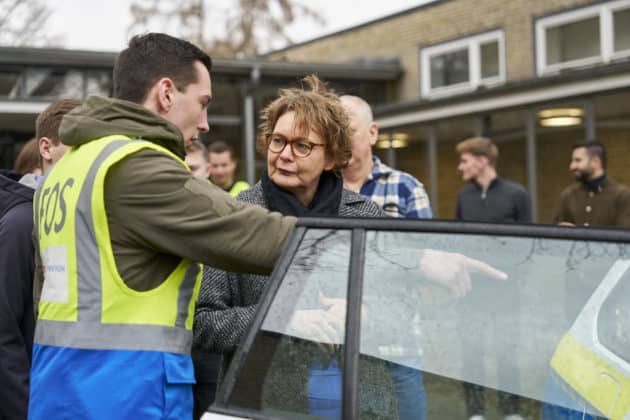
top-left (113, 33), bottom-right (212, 103)
top-left (208, 140), bottom-right (235, 160)
top-left (36, 99), bottom-right (82, 145)
top-left (573, 141), bottom-right (607, 169)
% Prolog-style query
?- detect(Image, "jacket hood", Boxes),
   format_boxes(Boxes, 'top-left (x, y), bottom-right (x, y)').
top-left (0, 170), bottom-right (34, 219)
top-left (59, 96), bottom-right (186, 158)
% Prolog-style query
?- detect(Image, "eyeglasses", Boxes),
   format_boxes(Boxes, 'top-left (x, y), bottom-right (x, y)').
top-left (267, 135), bottom-right (325, 158)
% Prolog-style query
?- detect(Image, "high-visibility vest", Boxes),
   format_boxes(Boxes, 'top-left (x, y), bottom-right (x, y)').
top-left (30, 135), bottom-right (201, 419)
top-left (229, 180), bottom-right (250, 197)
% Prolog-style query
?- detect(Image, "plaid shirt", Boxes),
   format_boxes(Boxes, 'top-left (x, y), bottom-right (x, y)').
top-left (360, 156), bottom-right (432, 219)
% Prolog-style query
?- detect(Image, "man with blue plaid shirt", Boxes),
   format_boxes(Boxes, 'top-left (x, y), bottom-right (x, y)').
top-left (340, 95), bottom-right (432, 219)
top-left (341, 94), bottom-right (431, 420)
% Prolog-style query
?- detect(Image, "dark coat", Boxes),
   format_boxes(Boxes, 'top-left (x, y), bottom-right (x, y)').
top-left (0, 171), bottom-right (36, 419)
top-left (553, 177), bottom-right (630, 228)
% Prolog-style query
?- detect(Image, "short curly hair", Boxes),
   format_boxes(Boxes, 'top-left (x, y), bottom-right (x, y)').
top-left (256, 74), bottom-right (352, 173)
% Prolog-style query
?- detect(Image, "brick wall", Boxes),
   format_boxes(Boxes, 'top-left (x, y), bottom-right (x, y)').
top-left (267, 0), bottom-right (598, 101)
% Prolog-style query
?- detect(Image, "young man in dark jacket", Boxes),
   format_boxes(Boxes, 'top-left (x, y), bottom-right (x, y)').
top-left (454, 137), bottom-right (530, 420)
top-left (0, 169), bottom-right (36, 419)
top-left (0, 98), bottom-right (80, 419)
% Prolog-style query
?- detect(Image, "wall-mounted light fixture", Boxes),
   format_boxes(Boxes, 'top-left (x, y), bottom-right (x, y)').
top-left (376, 133), bottom-right (409, 149)
top-left (538, 108), bottom-right (584, 127)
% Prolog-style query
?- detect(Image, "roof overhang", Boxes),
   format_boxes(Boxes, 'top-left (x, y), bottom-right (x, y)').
top-left (0, 46), bottom-right (402, 81)
top-left (375, 62), bottom-right (630, 128)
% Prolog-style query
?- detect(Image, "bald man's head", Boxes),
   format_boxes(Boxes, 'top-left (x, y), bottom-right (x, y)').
top-left (340, 95), bottom-right (378, 180)
top-left (340, 95), bottom-right (373, 126)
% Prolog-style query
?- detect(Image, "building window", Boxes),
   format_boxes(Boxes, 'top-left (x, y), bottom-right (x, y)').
top-left (420, 30), bottom-right (505, 98)
top-left (536, 0), bottom-right (630, 75)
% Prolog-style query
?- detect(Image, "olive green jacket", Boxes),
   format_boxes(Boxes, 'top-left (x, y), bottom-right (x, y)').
top-left (553, 177), bottom-right (630, 228)
top-left (34, 96), bottom-right (295, 305)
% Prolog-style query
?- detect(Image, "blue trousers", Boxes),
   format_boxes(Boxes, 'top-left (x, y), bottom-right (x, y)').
top-left (387, 362), bottom-right (428, 420)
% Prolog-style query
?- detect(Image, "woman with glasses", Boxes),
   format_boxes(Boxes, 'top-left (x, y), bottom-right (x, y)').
top-left (193, 75), bottom-right (397, 419)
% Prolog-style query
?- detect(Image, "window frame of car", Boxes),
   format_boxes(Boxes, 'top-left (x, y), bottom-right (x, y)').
top-left (209, 217), bottom-right (630, 419)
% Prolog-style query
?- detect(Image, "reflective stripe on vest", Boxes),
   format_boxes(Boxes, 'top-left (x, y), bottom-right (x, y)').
top-left (34, 136), bottom-right (200, 355)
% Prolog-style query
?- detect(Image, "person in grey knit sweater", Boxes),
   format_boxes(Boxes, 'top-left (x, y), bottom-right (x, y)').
top-left (193, 75), bottom-right (399, 419)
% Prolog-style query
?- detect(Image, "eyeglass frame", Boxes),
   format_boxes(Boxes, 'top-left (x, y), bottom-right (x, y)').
top-left (266, 134), bottom-right (326, 158)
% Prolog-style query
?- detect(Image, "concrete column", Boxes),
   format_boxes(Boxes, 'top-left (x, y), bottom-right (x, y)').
top-left (427, 126), bottom-right (439, 217)
top-left (242, 66), bottom-right (261, 185)
top-left (386, 142), bottom-right (396, 168)
top-left (525, 109), bottom-right (538, 223)
top-left (473, 116), bottom-right (484, 136)
top-left (584, 100), bottom-right (596, 142)
top-left (243, 94), bottom-right (256, 185)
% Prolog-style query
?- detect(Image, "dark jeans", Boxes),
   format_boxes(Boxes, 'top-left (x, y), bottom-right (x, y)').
top-left (457, 279), bottom-right (521, 417)
top-left (387, 362), bottom-right (427, 420)
top-left (307, 359), bottom-right (427, 420)
top-left (308, 360), bottom-right (342, 420)
top-left (192, 351), bottom-right (222, 419)
top-left (462, 382), bottom-right (519, 417)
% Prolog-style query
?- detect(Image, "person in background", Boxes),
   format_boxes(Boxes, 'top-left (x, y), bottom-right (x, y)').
top-left (339, 95), bottom-right (432, 219)
top-left (341, 94), bottom-right (430, 420)
top-left (554, 141), bottom-right (630, 228)
top-left (455, 137), bottom-right (531, 223)
top-left (13, 137), bottom-right (42, 176)
top-left (455, 136), bottom-right (530, 420)
top-left (185, 139), bottom-right (211, 178)
top-left (184, 139), bottom-right (222, 418)
top-left (0, 99), bottom-right (81, 419)
top-left (208, 140), bottom-right (250, 196)
top-left (28, 33), bottom-right (296, 420)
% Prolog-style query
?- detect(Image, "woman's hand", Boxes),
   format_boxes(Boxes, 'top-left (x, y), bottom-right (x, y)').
top-left (288, 308), bottom-right (344, 345)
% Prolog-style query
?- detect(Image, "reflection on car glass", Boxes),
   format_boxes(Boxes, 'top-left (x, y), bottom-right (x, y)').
top-left (361, 231), bottom-right (630, 418)
top-left (598, 263), bottom-right (630, 362)
top-left (221, 226), bottom-right (630, 420)
top-left (260, 229), bottom-right (350, 343)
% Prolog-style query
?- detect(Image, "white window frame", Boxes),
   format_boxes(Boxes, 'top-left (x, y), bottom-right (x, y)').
top-left (536, 0), bottom-right (630, 76)
top-left (420, 30), bottom-right (506, 99)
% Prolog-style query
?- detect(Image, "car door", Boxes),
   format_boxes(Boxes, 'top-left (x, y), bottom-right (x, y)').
top-left (205, 218), bottom-right (630, 420)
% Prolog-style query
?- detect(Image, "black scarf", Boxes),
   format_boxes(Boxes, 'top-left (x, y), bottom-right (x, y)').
top-left (261, 169), bottom-right (343, 217)
top-left (584, 174), bottom-right (606, 192)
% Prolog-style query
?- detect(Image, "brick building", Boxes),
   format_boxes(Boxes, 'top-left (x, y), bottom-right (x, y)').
top-left (266, 0), bottom-right (630, 222)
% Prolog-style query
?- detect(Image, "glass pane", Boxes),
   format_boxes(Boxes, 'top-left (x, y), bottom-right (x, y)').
top-left (545, 16), bottom-right (600, 65)
top-left (430, 48), bottom-right (469, 89)
top-left (25, 68), bottom-right (83, 99)
top-left (614, 8), bottom-right (630, 52)
top-left (0, 70), bottom-right (21, 97)
top-left (86, 70), bottom-right (112, 97)
top-left (228, 229), bottom-right (351, 419)
top-left (358, 230), bottom-right (629, 419)
top-left (597, 263), bottom-right (630, 362)
top-left (480, 41), bottom-right (500, 79)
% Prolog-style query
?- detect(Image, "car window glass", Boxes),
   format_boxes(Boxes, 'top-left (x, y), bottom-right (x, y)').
top-left (358, 230), bottom-right (628, 419)
top-left (597, 262), bottom-right (630, 362)
top-left (227, 229), bottom-right (351, 419)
